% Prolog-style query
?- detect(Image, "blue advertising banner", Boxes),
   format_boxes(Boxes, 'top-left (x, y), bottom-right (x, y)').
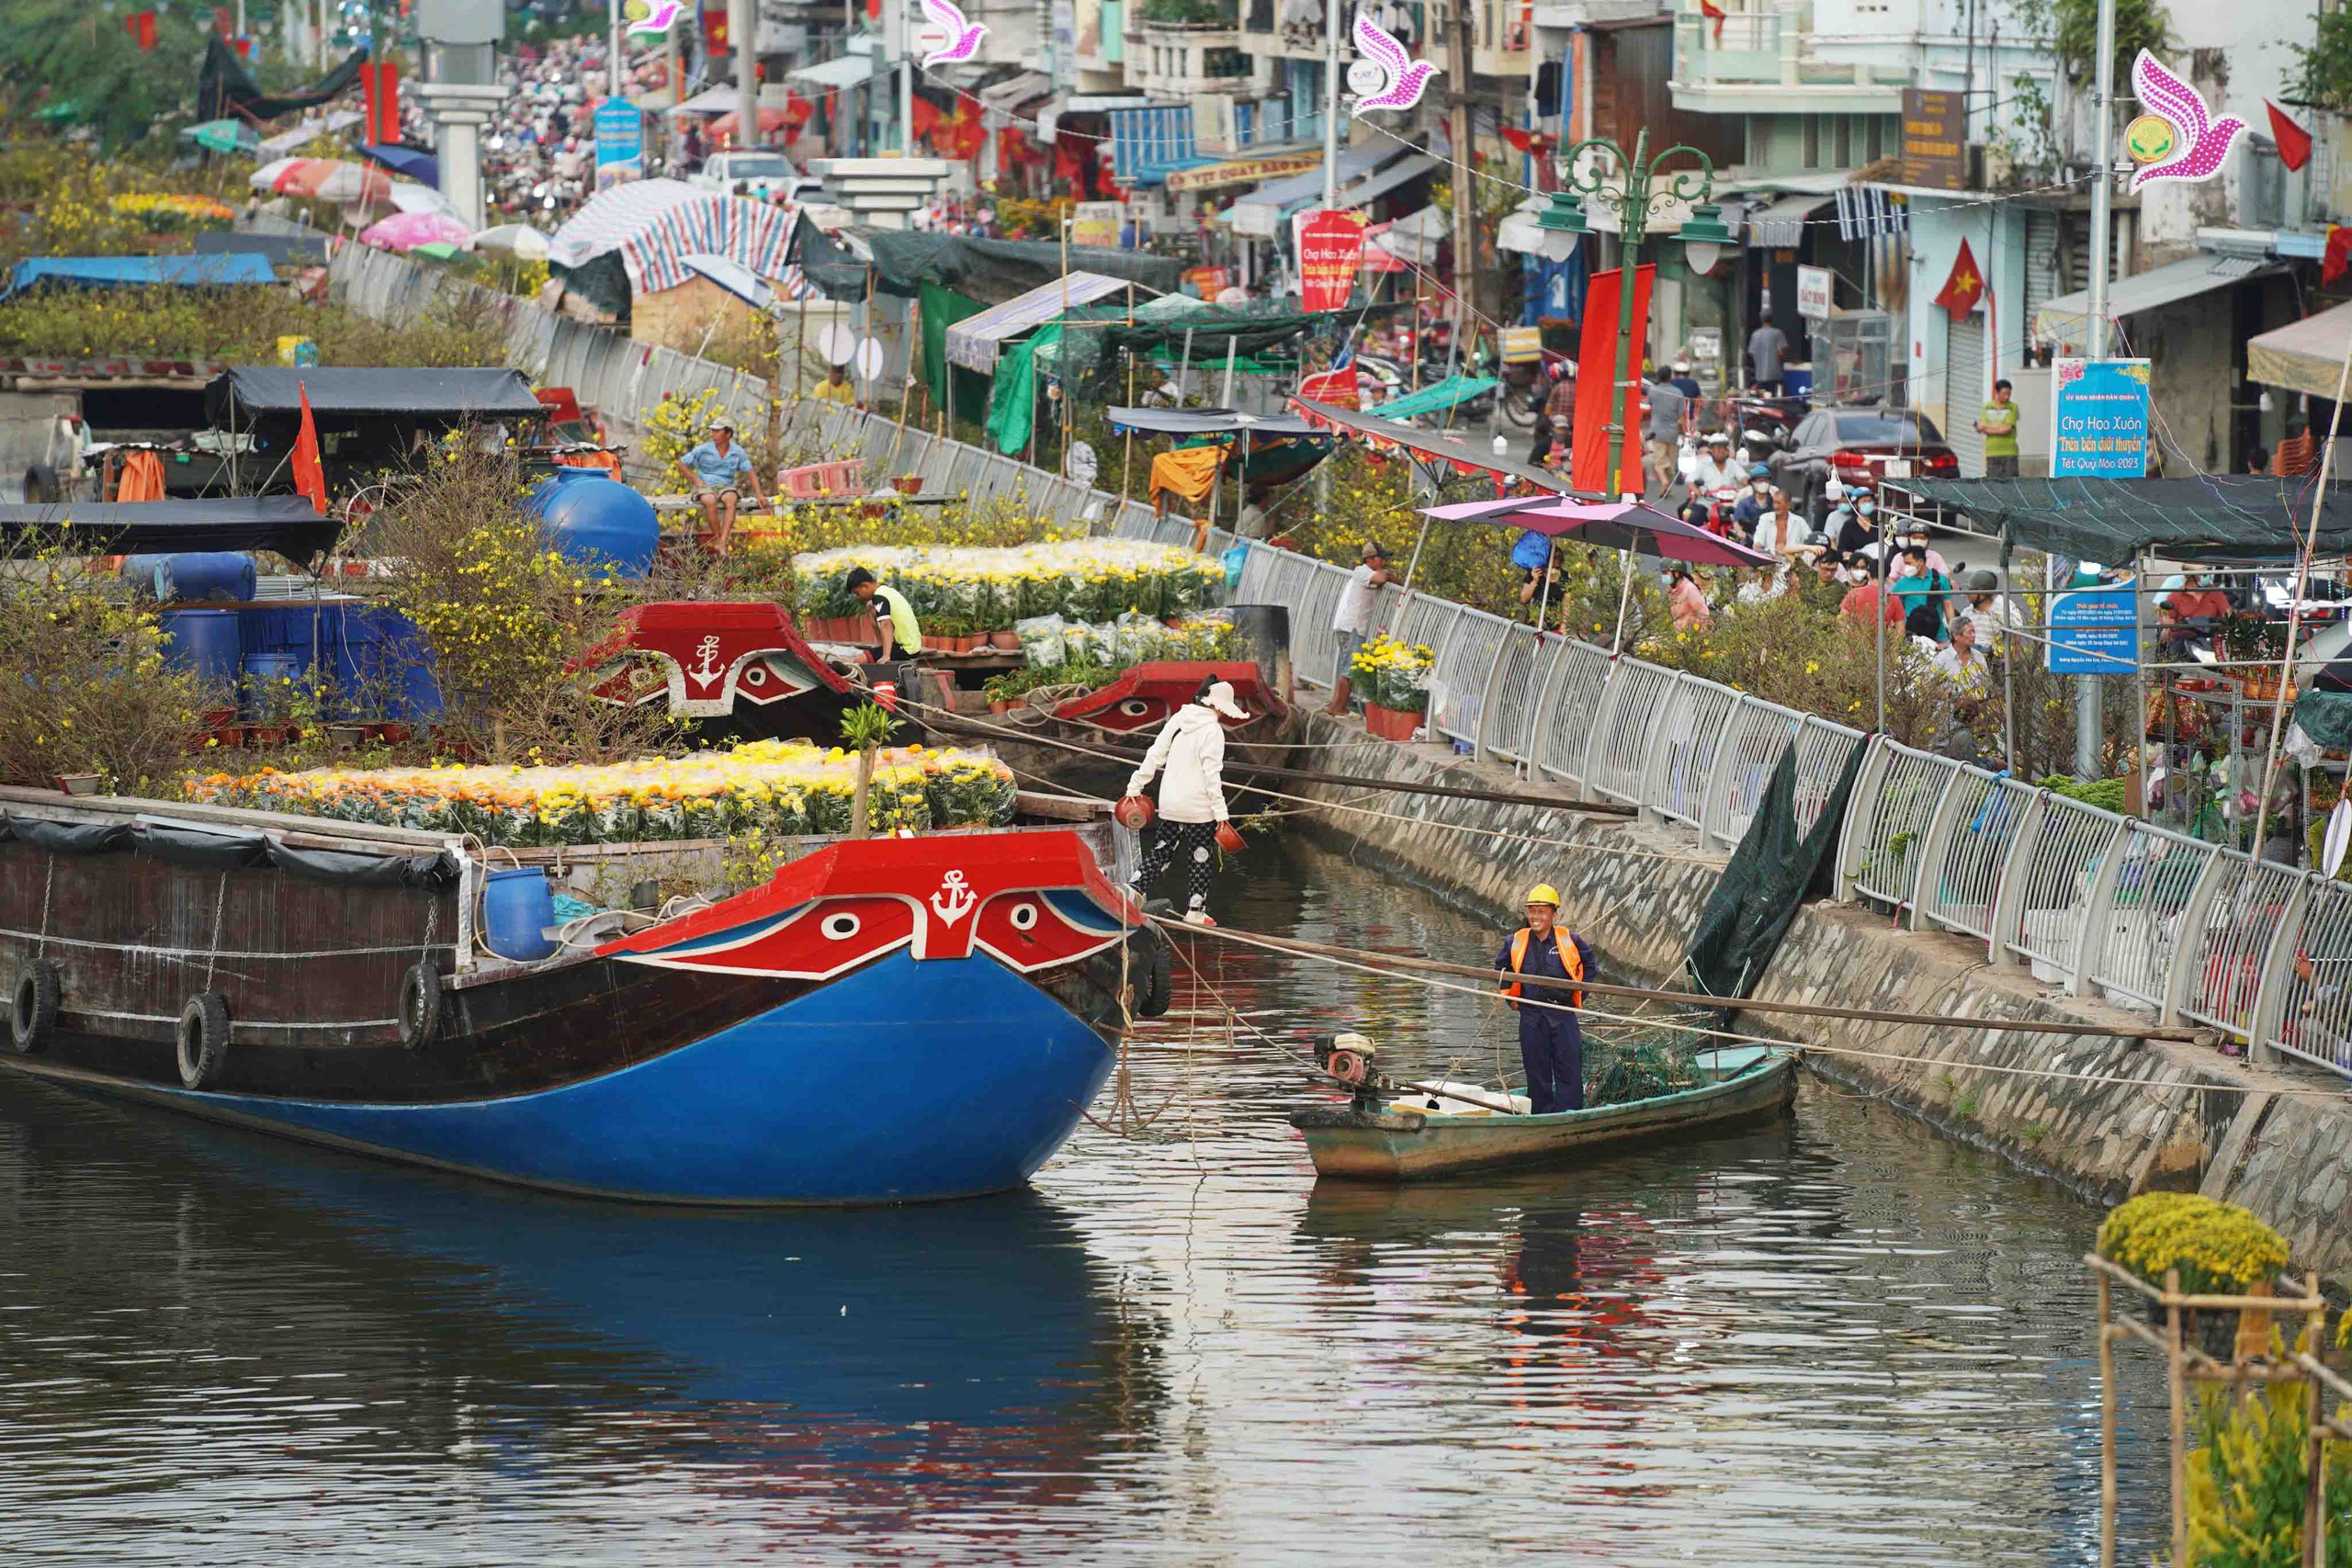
top-left (2047, 585), bottom-right (2138, 674)
top-left (2051, 357), bottom-right (2152, 479)
top-left (594, 100), bottom-right (644, 170)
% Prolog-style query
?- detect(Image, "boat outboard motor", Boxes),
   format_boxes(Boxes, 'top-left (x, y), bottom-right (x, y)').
top-left (1315, 1032), bottom-right (1384, 1111)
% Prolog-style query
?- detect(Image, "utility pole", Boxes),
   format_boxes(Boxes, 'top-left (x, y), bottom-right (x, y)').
top-left (1321, 0), bottom-right (1342, 213)
top-left (2076, 0), bottom-right (2118, 781)
top-left (731, 0), bottom-right (758, 152)
top-left (610, 0), bottom-right (625, 98)
top-left (1447, 0), bottom-right (1474, 378)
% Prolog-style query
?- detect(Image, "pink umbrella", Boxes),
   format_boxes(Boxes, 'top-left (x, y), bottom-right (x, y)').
top-left (359, 210), bottom-right (474, 253)
top-left (1419, 496), bottom-right (1776, 652)
top-left (277, 159), bottom-right (392, 203)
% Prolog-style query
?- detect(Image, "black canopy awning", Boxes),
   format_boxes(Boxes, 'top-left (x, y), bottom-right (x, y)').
top-left (207, 367), bottom-right (545, 425)
top-left (1890, 476), bottom-right (2352, 561)
top-left (0, 498), bottom-right (344, 562)
top-left (1292, 397), bottom-right (1576, 493)
top-left (194, 231), bottom-right (332, 266)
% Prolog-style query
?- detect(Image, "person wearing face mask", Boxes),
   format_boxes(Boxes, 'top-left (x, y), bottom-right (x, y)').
top-left (1682, 434), bottom-right (1740, 527)
top-left (1730, 463), bottom-right (1774, 540)
top-left (1900, 524), bottom-right (1951, 580)
top-left (1830, 483), bottom-right (1883, 562)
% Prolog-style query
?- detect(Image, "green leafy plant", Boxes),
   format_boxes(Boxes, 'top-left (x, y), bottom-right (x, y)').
top-left (2015, 0), bottom-right (2174, 87)
top-left (2293, 6), bottom-right (2352, 110)
top-left (2187, 1330), bottom-right (2352, 1565)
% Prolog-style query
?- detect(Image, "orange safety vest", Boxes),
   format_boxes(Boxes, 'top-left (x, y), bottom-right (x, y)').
top-left (1502, 927), bottom-right (1583, 1010)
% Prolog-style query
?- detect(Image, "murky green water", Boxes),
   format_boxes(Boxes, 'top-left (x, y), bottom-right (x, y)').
top-left (0, 832), bottom-right (2164, 1563)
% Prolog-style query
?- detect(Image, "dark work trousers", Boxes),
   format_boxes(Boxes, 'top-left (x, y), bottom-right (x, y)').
top-left (1518, 1008), bottom-right (1585, 1114)
top-left (1135, 819), bottom-right (1219, 916)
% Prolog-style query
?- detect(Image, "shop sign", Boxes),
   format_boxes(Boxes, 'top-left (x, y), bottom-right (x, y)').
top-left (1070, 201), bottom-right (1123, 248)
top-left (1166, 152), bottom-right (1321, 193)
top-left (1796, 265), bottom-right (1832, 320)
top-left (1899, 87), bottom-right (1965, 190)
top-left (2051, 357), bottom-right (2152, 479)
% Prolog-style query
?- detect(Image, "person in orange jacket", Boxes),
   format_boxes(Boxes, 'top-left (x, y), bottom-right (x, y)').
top-left (1495, 885), bottom-right (1595, 1114)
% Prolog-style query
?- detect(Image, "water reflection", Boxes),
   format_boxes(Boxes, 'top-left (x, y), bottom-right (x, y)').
top-left (0, 1077), bottom-right (1161, 1562)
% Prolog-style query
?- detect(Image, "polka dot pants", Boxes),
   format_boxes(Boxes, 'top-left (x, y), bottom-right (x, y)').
top-left (1134, 819), bottom-right (1221, 915)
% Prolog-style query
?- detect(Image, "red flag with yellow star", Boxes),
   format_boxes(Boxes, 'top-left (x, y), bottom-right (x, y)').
top-left (1934, 239), bottom-right (1984, 321)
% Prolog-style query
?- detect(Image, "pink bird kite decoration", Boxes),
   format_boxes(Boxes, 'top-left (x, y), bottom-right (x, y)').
top-left (625, 0), bottom-right (685, 34)
top-left (1351, 17), bottom-right (1434, 112)
top-left (918, 0), bottom-right (988, 66)
top-left (2128, 49), bottom-right (2246, 191)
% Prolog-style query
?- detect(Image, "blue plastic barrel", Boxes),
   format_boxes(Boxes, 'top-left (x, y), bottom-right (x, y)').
top-left (525, 467), bottom-right (659, 578)
top-left (240, 651), bottom-right (303, 718)
top-left (158, 609), bottom-right (242, 690)
top-left (483, 867), bottom-right (558, 962)
top-left (122, 552), bottom-right (256, 603)
top-left (335, 604), bottom-right (443, 722)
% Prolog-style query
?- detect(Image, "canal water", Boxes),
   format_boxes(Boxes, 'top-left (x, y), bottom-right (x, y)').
top-left (0, 832), bottom-right (2167, 1564)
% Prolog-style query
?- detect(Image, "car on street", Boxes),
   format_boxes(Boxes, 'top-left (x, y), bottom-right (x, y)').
top-left (690, 152), bottom-right (804, 203)
top-left (1770, 406), bottom-right (1961, 521)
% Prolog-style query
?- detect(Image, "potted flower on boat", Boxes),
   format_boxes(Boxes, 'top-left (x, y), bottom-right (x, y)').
top-left (1351, 634), bottom-right (1434, 742)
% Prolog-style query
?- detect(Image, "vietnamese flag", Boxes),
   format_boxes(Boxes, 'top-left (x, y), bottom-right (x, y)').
top-left (291, 380), bottom-right (327, 515)
top-left (1933, 237), bottom-right (1984, 321)
top-left (2268, 101), bottom-right (2313, 172)
top-left (1571, 265), bottom-right (1655, 497)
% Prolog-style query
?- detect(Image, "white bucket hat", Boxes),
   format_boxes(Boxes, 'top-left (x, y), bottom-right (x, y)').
top-left (1202, 681), bottom-right (1249, 720)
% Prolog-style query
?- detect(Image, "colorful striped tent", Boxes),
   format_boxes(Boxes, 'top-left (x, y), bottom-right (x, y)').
top-left (547, 178), bottom-right (801, 310)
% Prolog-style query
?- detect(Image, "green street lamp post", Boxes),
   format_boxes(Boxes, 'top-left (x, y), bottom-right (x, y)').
top-left (1533, 128), bottom-right (1730, 497)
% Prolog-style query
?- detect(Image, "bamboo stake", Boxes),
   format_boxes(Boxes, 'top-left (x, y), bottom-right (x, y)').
top-left (2099, 1269), bottom-right (2118, 1568)
top-left (2168, 1267), bottom-right (2188, 1568)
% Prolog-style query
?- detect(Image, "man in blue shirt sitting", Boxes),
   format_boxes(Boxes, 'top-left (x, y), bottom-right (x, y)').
top-left (673, 418), bottom-right (772, 557)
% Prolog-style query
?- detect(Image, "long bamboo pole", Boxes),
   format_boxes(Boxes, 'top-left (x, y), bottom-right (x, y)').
top-left (2098, 1270), bottom-right (2118, 1568)
top-left (1169, 921), bottom-right (2222, 1043)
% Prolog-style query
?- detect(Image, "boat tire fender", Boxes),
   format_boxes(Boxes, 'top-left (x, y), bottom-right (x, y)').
top-left (1134, 933), bottom-right (1172, 1020)
top-left (175, 993), bottom-right (230, 1090)
top-left (9, 957), bottom-right (60, 1054)
top-left (397, 961), bottom-right (443, 1052)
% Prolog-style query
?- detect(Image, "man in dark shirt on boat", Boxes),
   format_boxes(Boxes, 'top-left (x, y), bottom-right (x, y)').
top-left (1496, 885), bottom-right (1595, 1114)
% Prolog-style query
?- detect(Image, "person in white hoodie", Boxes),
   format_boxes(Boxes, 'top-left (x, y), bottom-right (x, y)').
top-left (1124, 678), bottom-right (1248, 925)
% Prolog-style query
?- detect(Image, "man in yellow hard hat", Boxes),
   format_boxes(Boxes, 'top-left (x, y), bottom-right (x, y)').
top-left (1495, 884), bottom-right (1594, 1114)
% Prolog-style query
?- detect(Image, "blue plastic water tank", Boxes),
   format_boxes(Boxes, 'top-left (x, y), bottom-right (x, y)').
top-left (334, 604), bottom-right (444, 722)
top-left (240, 651), bottom-right (302, 717)
top-left (483, 867), bottom-right (559, 962)
top-left (526, 467), bottom-right (659, 577)
top-left (121, 553), bottom-right (256, 603)
top-left (158, 609), bottom-right (243, 689)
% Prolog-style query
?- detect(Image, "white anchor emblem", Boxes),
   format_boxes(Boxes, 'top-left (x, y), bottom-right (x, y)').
top-left (929, 869), bottom-right (977, 926)
top-left (686, 635), bottom-right (725, 690)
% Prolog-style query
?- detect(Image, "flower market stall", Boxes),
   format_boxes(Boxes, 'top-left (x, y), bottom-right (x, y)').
top-left (185, 740), bottom-right (1020, 848)
top-left (794, 541), bottom-right (1227, 648)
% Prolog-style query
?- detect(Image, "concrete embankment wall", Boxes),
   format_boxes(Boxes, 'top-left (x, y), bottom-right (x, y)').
top-left (1283, 713), bottom-right (2352, 1282)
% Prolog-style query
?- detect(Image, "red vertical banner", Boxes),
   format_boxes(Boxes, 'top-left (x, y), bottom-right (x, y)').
top-left (291, 381), bottom-right (327, 515)
top-left (1295, 209), bottom-right (1368, 313)
top-left (1571, 264), bottom-right (1655, 496)
top-left (373, 59), bottom-right (401, 144)
top-left (701, 6), bottom-right (729, 51)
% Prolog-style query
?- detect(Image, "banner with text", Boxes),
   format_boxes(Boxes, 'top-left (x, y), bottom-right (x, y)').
top-left (2052, 357), bottom-right (2152, 479)
top-left (1295, 209), bottom-right (1369, 313)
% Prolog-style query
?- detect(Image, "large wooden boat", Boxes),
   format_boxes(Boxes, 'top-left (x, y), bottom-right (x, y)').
top-left (1290, 1045), bottom-right (1798, 1181)
top-left (0, 785), bottom-right (1163, 1205)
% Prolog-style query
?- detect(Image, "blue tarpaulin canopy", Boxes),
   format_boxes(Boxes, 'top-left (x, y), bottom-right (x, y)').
top-left (358, 143), bottom-right (441, 187)
top-left (0, 254), bottom-right (278, 300)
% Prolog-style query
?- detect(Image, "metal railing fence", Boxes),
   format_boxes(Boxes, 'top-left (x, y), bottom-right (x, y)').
top-left (311, 254), bottom-right (2352, 1078)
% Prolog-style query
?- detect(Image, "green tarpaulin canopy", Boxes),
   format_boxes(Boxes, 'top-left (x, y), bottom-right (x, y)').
top-left (1370, 375), bottom-right (1499, 423)
top-left (1893, 476), bottom-right (2352, 562)
top-left (918, 281), bottom-right (991, 425)
top-left (983, 323), bottom-right (1060, 456)
top-left (794, 224), bottom-right (1184, 304)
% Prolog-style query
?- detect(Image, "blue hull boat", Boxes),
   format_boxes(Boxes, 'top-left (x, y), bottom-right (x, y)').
top-left (0, 792), bottom-right (1158, 1205)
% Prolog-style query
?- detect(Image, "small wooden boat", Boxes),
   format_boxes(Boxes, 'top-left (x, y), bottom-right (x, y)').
top-left (1290, 1045), bottom-right (1798, 1181)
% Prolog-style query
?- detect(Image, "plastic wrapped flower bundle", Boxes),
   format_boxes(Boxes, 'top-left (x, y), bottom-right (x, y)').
top-left (184, 741), bottom-right (1019, 848)
top-left (1350, 634), bottom-right (1435, 714)
top-left (1013, 610), bottom-right (1238, 671)
top-left (794, 541), bottom-right (1226, 631)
